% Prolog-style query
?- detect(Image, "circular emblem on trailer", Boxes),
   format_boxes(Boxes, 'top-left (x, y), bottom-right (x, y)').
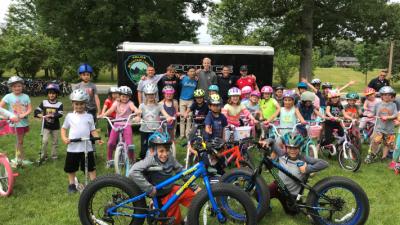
top-left (124, 54), bottom-right (154, 85)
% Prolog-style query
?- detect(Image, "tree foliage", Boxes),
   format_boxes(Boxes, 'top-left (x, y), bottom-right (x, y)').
top-left (274, 50), bottom-right (299, 87)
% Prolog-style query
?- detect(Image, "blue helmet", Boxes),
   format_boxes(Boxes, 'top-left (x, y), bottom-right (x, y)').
top-left (297, 82), bottom-right (308, 89)
top-left (46, 83), bottom-right (60, 93)
top-left (281, 132), bottom-right (305, 148)
top-left (208, 85), bottom-right (220, 92)
top-left (148, 132), bottom-right (171, 147)
top-left (78, 63), bottom-right (93, 75)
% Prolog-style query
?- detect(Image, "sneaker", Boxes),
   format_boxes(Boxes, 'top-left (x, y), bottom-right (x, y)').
top-left (68, 184), bottom-right (78, 193)
top-left (10, 158), bottom-right (23, 168)
top-left (389, 161), bottom-right (396, 170)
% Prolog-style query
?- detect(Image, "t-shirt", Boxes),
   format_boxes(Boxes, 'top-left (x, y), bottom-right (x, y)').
top-left (104, 98), bottom-right (116, 118)
top-left (297, 102), bottom-right (314, 121)
top-left (316, 91), bottom-right (325, 107)
top-left (259, 98), bottom-right (278, 119)
top-left (139, 103), bottom-right (163, 132)
top-left (218, 75), bottom-right (239, 103)
top-left (74, 82), bottom-right (97, 111)
top-left (190, 102), bottom-right (209, 123)
top-left (373, 101), bottom-right (398, 134)
top-left (137, 74), bottom-right (165, 103)
top-left (327, 102), bottom-right (343, 117)
top-left (34, 100), bottom-right (63, 130)
top-left (236, 76), bottom-right (257, 98)
top-left (243, 101), bottom-right (259, 117)
top-left (113, 101), bottom-right (136, 126)
top-left (62, 112), bottom-right (96, 153)
top-left (222, 104), bottom-right (250, 127)
top-left (197, 70), bottom-right (217, 97)
top-left (344, 105), bottom-right (361, 119)
top-left (158, 75), bottom-right (180, 100)
top-left (204, 111), bottom-right (228, 141)
top-left (368, 77), bottom-right (390, 92)
top-left (2, 93), bottom-right (31, 127)
top-left (280, 107), bottom-right (296, 134)
top-left (180, 75), bottom-right (197, 100)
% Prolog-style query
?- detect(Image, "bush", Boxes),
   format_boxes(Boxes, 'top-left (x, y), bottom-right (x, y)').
top-left (318, 55), bottom-right (335, 68)
top-left (274, 50), bottom-right (299, 87)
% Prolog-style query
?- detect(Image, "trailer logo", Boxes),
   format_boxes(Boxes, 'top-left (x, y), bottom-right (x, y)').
top-left (124, 54), bottom-right (154, 84)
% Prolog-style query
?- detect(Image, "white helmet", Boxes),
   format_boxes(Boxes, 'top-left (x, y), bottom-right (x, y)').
top-left (311, 78), bottom-right (321, 84)
top-left (70, 89), bottom-right (89, 102)
top-left (108, 86), bottom-right (119, 94)
top-left (143, 83), bottom-right (158, 94)
top-left (7, 76), bottom-right (24, 86)
top-left (118, 86), bottom-right (132, 96)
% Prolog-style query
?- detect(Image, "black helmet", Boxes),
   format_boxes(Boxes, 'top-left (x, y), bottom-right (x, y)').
top-left (207, 137), bottom-right (225, 152)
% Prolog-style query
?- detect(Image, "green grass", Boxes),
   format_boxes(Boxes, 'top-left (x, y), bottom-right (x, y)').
top-left (1, 70), bottom-right (400, 224)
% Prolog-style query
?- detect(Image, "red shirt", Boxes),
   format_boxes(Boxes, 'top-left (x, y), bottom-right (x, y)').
top-left (236, 76), bottom-right (256, 98)
top-left (104, 98), bottom-right (116, 118)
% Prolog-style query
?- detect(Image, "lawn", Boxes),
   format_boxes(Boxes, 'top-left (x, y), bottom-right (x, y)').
top-left (1, 70), bottom-right (400, 224)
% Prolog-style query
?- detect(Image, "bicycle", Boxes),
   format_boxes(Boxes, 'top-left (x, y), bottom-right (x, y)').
top-left (360, 116), bottom-right (375, 144)
top-left (300, 120), bottom-right (322, 159)
top-left (319, 118), bottom-right (361, 172)
top-left (78, 138), bottom-right (257, 225)
top-left (0, 153), bottom-right (19, 197)
top-left (221, 140), bottom-right (370, 224)
top-left (185, 115), bottom-right (205, 169)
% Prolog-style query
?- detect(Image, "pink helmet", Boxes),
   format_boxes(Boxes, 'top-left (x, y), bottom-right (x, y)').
top-left (261, 85), bottom-right (273, 94)
top-left (250, 90), bottom-right (261, 97)
top-left (162, 85), bottom-right (175, 94)
top-left (241, 86), bottom-right (253, 94)
top-left (283, 89), bottom-right (296, 99)
top-left (228, 87), bottom-right (241, 96)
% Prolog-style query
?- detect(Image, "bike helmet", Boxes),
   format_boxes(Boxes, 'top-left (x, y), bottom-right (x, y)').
top-left (77, 63), bottom-right (93, 75)
top-left (162, 85), bottom-right (175, 94)
top-left (108, 86), bottom-right (119, 94)
top-left (45, 83), bottom-right (60, 93)
top-left (321, 82), bottom-right (332, 89)
top-left (228, 87), bottom-right (241, 96)
top-left (7, 76), bottom-right (24, 86)
top-left (209, 93), bottom-right (222, 105)
top-left (70, 89), bottom-right (89, 102)
top-left (379, 86), bottom-right (396, 95)
top-left (143, 83), bottom-right (158, 94)
top-left (148, 132), bottom-right (171, 147)
top-left (327, 89), bottom-right (340, 98)
top-left (345, 92), bottom-right (359, 100)
top-left (274, 85), bottom-right (284, 91)
top-left (193, 89), bottom-right (205, 98)
top-left (282, 89), bottom-right (296, 99)
top-left (364, 87), bottom-right (376, 96)
top-left (300, 91), bottom-right (315, 102)
top-left (207, 137), bottom-right (225, 152)
top-left (208, 85), bottom-right (220, 92)
top-left (297, 82), bottom-right (308, 89)
top-left (261, 85), bottom-right (273, 94)
top-left (119, 86), bottom-right (132, 96)
top-left (241, 86), bottom-right (252, 94)
top-left (281, 132), bottom-right (305, 148)
top-left (311, 78), bottom-right (321, 85)
top-left (250, 90), bottom-right (261, 97)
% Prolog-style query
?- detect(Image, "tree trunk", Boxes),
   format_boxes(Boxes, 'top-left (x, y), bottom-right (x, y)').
top-left (44, 68), bottom-right (49, 79)
top-left (110, 63), bottom-right (115, 82)
top-left (299, 0), bottom-right (314, 81)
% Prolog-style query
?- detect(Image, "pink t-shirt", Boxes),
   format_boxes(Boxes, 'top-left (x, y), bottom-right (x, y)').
top-left (364, 98), bottom-right (381, 115)
top-left (112, 100), bottom-right (135, 125)
top-left (222, 104), bottom-right (250, 127)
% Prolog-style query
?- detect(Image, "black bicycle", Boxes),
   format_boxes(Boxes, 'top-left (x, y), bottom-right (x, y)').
top-left (221, 140), bottom-right (370, 224)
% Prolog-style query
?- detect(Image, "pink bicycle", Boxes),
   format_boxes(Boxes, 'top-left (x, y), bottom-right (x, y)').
top-left (0, 153), bottom-right (19, 196)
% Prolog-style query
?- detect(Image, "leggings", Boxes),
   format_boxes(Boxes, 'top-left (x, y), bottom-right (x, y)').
top-left (107, 125), bottom-right (133, 160)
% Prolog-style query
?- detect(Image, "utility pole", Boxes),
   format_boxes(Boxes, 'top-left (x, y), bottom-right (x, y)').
top-left (388, 41), bottom-right (394, 79)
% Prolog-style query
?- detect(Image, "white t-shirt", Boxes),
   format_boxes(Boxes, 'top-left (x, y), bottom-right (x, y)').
top-left (62, 112), bottom-right (96, 153)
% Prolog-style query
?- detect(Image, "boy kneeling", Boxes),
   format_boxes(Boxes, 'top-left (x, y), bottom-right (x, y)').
top-left (129, 133), bottom-right (199, 225)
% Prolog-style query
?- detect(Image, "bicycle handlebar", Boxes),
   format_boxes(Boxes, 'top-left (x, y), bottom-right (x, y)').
top-left (100, 113), bottom-right (138, 131)
top-left (69, 137), bottom-right (101, 142)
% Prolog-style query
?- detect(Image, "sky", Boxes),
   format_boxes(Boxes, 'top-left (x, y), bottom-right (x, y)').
top-left (1, 0), bottom-right (399, 44)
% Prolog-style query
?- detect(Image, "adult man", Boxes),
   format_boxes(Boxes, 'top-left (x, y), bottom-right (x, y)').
top-left (158, 66), bottom-right (180, 100)
top-left (217, 66), bottom-right (239, 104)
top-left (137, 66), bottom-right (164, 105)
top-left (235, 65), bottom-right (259, 95)
top-left (368, 69), bottom-right (390, 92)
top-left (196, 57), bottom-right (217, 97)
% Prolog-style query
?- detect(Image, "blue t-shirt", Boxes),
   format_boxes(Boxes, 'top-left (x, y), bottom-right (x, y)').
top-left (180, 75), bottom-right (197, 100)
top-left (2, 93), bottom-right (31, 127)
top-left (204, 111), bottom-right (228, 141)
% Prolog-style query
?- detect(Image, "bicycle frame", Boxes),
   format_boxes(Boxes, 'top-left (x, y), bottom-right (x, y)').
top-left (219, 137), bottom-right (253, 168)
top-left (105, 161), bottom-right (226, 221)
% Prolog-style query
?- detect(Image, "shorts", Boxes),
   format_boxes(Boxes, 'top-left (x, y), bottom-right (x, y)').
top-left (13, 126), bottom-right (30, 135)
top-left (372, 132), bottom-right (395, 147)
top-left (64, 151), bottom-right (96, 173)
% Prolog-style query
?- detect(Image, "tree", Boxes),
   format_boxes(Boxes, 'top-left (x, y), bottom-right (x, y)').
top-left (353, 42), bottom-right (380, 85)
top-left (274, 50), bottom-right (299, 87)
top-left (208, 0), bottom-right (397, 80)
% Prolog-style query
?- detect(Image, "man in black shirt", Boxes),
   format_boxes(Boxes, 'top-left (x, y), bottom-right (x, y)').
top-left (368, 69), bottom-right (390, 92)
top-left (217, 66), bottom-right (239, 104)
top-left (158, 66), bottom-right (180, 100)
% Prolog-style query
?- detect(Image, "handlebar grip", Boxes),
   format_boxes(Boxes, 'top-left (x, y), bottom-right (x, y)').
top-left (69, 138), bottom-right (82, 142)
top-left (91, 137), bottom-right (101, 141)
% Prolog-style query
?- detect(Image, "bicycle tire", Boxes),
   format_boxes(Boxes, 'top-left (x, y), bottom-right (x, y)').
top-left (306, 176), bottom-right (369, 225)
top-left (338, 144), bottom-right (361, 172)
top-left (114, 146), bottom-right (128, 176)
top-left (0, 156), bottom-right (14, 196)
top-left (220, 168), bottom-right (270, 221)
top-left (187, 183), bottom-right (257, 225)
top-left (78, 174), bottom-right (146, 225)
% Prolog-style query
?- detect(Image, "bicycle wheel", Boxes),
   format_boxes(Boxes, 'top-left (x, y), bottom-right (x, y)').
top-left (306, 176), bottom-right (369, 225)
top-left (78, 174), bottom-right (146, 225)
top-left (220, 168), bottom-right (270, 222)
top-left (338, 144), bottom-right (361, 172)
top-left (114, 146), bottom-right (128, 176)
top-left (0, 156), bottom-right (14, 196)
top-left (187, 183), bottom-right (257, 225)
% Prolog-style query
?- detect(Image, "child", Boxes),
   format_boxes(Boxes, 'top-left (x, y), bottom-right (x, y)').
top-left (34, 83), bottom-right (64, 161)
top-left (360, 87), bottom-right (381, 129)
top-left (205, 94), bottom-right (228, 141)
top-left (208, 84), bottom-right (220, 97)
top-left (159, 85), bottom-right (179, 157)
top-left (61, 89), bottom-right (102, 193)
top-left (222, 87), bottom-right (257, 127)
top-left (241, 86), bottom-right (253, 104)
top-left (343, 92), bottom-right (362, 120)
top-left (184, 89), bottom-right (209, 138)
top-left (74, 63), bottom-right (101, 122)
top-left (274, 86), bottom-right (284, 106)
top-left (297, 91), bottom-right (324, 121)
top-left (0, 76), bottom-right (32, 167)
top-left (101, 86), bottom-right (120, 136)
top-left (129, 133), bottom-right (198, 225)
top-left (259, 133), bottom-right (328, 215)
top-left (179, 67), bottom-right (197, 139)
top-left (279, 90), bottom-right (306, 136)
top-left (322, 89), bottom-right (345, 146)
top-left (366, 86), bottom-right (397, 162)
top-left (259, 85), bottom-right (281, 138)
top-left (137, 83), bottom-right (173, 160)
top-left (99, 86), bottom-right (140, 167)
top-left (243, 90), bottom-right (261, 119)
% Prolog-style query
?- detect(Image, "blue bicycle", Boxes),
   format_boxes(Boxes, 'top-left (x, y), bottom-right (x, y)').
top-left (78, 140), bottom-right (257, 225)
